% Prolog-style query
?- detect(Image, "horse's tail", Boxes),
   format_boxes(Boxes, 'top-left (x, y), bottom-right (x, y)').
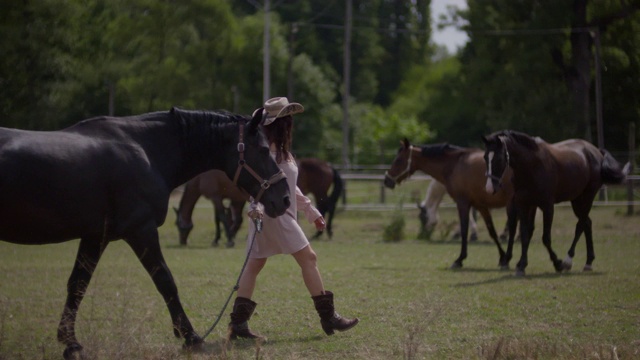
top-left (600, 149), bottom-right (630, 184)
top-left (328, 167), bottom-right (344, 211)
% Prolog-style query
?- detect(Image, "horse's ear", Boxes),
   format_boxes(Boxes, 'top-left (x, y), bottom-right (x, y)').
top-left (248, 107), bottom-right (265, 132)
top-left (402, 138), bottom-right (411, 148)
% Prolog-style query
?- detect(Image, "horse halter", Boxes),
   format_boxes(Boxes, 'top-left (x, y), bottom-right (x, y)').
top-left (232, 122), bottom-right (287, 203)
top-left (384, 145), bottom-right (413, 185)
top-left (484, 140), bottom-right (510, 188)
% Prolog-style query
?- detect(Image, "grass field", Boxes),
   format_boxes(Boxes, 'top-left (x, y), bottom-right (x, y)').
top-left (0, 186), bottom-right (639, 359)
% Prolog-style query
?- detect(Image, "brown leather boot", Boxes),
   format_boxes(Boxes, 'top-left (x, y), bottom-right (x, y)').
top-left (228, 297), bottom-right (263, 340)
top-left (312, 291), bottom-right (359, 335)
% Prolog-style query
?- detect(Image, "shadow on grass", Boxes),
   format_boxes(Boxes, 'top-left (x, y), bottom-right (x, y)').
top-left (184, 334), bottom-right (324, 356)
top-left (449, 269), bottom-right (605, 287)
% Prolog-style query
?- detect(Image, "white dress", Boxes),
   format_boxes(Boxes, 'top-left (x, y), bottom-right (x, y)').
top-left (245, 153), bottom-right (321, 259)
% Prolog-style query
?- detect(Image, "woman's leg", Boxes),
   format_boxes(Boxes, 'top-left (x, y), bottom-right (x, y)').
top-left (237, 257), bottom-right (267, 299)
top-left (292, 245), bottom-right (325, 297)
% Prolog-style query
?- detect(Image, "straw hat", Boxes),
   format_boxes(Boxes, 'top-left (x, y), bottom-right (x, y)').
top-left (252, 97), bottom-right (304, 126)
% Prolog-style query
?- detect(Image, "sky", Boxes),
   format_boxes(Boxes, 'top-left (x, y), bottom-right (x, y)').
top-left (431, 0), bottom-right (469, 53)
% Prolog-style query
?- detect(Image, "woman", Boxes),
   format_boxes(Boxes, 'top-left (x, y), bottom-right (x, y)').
top-left (228, 97), bottom-right (359, 340)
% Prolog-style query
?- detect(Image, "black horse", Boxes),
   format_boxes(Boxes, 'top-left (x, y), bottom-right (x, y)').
top-left (0, 107), bottom-right (290, 359)
top-left (482, 130), bottom-right (628, 276)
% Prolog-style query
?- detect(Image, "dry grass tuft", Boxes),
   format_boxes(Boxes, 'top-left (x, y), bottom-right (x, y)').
top-left (478, 337), bottom-right (640, 360)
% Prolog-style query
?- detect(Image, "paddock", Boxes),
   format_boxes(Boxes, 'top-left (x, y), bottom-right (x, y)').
top-left (0, 188), bottom-right (638, 359)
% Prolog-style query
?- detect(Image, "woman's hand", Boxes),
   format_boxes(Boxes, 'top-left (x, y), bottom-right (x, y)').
top-left (314, 216), bottom-right (326, 232)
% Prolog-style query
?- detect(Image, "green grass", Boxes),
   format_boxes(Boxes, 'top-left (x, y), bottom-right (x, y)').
top-left (0, 192), bottom-right (639, 359)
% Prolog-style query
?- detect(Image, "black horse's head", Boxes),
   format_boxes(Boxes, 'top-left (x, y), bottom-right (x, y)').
top-left (384, 138), bottom-right (415, 189)
top-left (227, 108), bottom-right (290, 217)
top-left (481, 133), bottom-right (510, 195)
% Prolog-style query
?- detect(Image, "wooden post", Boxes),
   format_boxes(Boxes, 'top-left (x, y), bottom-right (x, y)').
top-left (628, 122), bottom-right (636, 216)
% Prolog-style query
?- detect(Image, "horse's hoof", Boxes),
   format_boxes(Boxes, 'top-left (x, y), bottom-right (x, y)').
top-left (553, 260), bottom-right (564, 273)
top-left (562, 260), bottom-right (573, 271)
top-left (499, 264), bottom-right (510, 271)
top-left (211, 242), bottom-right (219, 247)
top-left (583, 264), bottom-right (593, 271)
top-left (450, 262), bottom-right (463, 269)
top-left (183, 334), bottom-right (204, 350)
top-left (226, 241), bottom-right (235, 248)
top-left (515, 268), bottom-right (526, 277)
top-left (63, 343), bottom-right (83, 360)
top-left (470, 233), bottom-right (478, 242)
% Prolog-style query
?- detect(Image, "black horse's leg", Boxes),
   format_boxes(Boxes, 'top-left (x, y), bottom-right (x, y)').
top-left (325, 204), bottom-right (335, 239)
top-left (516, 206), bottom-right (536, 276)
top-left (568, 195), bottom-right (596, 271)
top-left (212, 200), bottom-right (222, 246)
top-left (222, 206), bottom-right (235, 248)
top-left (504, 201), bottom-right (518, 269)
top-left (58, 236), bottom-right (106, 359)
top-left (313, 199), bottom-right (327, 239)
top-left (451, 202), bottom-right (470, 269)
top-left (228, 202), bottom-right (244, 246)
top-left (540, 204), bottom-right (563, 272)
top-left (562, 207), bottom-right (584, 271)
top-left (477, 208), bottom-right (507, 268)
top-left (125, 223), bottom-right (202, 348)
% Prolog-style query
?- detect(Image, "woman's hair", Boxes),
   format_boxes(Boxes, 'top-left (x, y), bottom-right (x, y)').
top-left (263, 115), bottom-right (293, 163)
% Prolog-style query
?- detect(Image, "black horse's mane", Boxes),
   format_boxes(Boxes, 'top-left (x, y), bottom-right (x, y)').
top-left (420, 143), bottom-right (463, 157)
top-left (170, 107), bottom-right (248, 129)
top-left (501, 130), bottom-right (541, 151)
top-left (170, 107), bottom-right (250, 147)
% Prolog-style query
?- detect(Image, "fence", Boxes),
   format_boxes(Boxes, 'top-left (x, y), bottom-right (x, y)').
top-left (338, 171), bottom-right (640, 214)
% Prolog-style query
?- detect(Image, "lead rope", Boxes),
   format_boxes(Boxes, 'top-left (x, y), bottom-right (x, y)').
top-left (201, 211), bottom-right (263, 340)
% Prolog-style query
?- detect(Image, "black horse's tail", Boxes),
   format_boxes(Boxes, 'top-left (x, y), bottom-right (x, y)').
top-left (600, 149), bottom-right (630, 184)
top-left (328, 167), bottom-right (344, 211)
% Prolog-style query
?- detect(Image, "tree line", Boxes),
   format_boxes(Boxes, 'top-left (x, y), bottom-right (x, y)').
top-left (1, 0), bottom-right (638, 165)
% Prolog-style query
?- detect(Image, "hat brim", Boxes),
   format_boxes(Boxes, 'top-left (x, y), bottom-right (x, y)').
top-left (264, 103), bottom-right (304, 126)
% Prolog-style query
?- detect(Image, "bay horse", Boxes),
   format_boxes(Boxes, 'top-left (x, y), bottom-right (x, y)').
top-left (418, 179), bottom-right (479, 240)
top-left (418, 180), bottom-right (510, 241)
top-left (174, 158), bottom-right (343, 246)
top-left (297, 158), bottom-right (344, 239)
top-left (174, 169), bottom-right (247, 247)
top-left (482, 130), bottom-right (629, 276)
top-left (384, 139), bottom-right (517, 269)
top-left (0, 107), bottom-right (290, 359)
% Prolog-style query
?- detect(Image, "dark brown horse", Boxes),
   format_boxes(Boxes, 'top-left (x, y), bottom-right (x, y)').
top-left (0, 108), bottom-right (290, 359)
top-left (174, 169), bottom-right (247, 247)
top-left (482, 130), bottom-right (629, 276)
top-left (384, 139), bottom-right (517, 269)
top-left (297, 158), bottom-right (343, 239)
top-left (174, 158), bottom-right (343, 245)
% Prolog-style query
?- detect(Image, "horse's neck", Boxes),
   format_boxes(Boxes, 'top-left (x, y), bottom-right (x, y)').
top-left (415, 152), bottom-right (457, 184)
top-left (507, 141), bottom-right (541, 176)
top-left (175, 122), bottom-right (231, 188)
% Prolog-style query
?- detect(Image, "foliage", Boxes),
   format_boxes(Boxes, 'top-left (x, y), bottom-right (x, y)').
top-left (0, 0), bottom-right (638, 159)
top-left (382, 200), bottom-right (406, 242)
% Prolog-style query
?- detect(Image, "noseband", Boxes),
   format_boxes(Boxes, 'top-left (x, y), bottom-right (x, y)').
top-left (232, 122), bottom-right (287, 203)
top-left (484, 145), bottom-right (510, 189)
top-left (384, 145), bottom-right (413, 185)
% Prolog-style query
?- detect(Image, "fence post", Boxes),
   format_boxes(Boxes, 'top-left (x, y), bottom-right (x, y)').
top-left (628, 122), bottom-right (636, 216)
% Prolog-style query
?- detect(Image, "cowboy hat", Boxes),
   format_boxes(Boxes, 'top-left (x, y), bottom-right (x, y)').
top-left (252, 97), bottom-right (304, 126)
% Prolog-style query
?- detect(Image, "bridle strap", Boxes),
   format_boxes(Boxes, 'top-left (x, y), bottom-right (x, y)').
top-left (384, 145), bottom-right (413, 185)
top-left (232, 122), bottom-right (287, 203)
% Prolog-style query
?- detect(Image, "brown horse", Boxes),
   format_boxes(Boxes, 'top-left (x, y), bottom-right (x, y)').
top-left (297, 158), bottom-right (343, 239)
top-left (482, 130), bottom-right (629, 276)
top-left (174, 169), bottom-right (247, 247)
top-left (384, 139), bottom-right (517, 269)
top-left (174, 158), bottom-right (343, 245)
